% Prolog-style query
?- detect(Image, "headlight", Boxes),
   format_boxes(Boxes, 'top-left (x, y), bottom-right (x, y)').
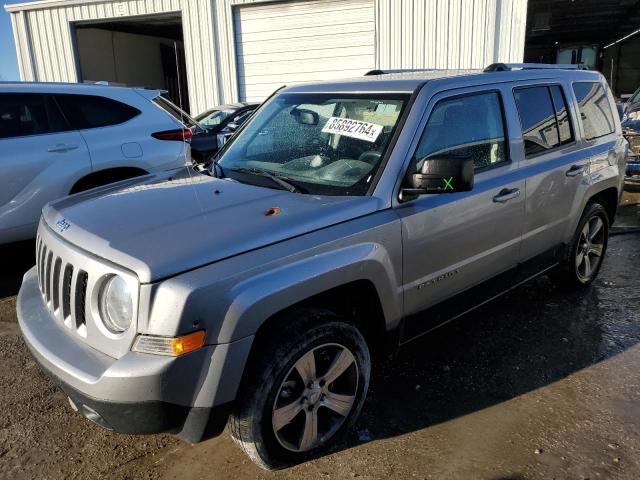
top-left (98, 275), bottom-right (134, 333)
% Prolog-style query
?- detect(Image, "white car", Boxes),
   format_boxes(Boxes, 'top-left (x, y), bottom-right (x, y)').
top-left (0, 82), bottom-right (193, 244)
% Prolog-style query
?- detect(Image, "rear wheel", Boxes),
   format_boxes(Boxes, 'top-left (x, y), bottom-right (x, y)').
top-left (554, 202), bottom-right (609, 287)
top-left (229, 309), bottom-right (370, 470)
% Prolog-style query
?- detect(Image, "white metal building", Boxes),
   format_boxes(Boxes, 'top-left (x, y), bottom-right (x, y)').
top-left (6, 0), bottom-right (528, 114)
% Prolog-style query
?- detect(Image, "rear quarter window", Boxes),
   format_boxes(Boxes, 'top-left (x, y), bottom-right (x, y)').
top-left (55, 94), bottom-right (140, 129)
top-left (572, 82), bottom-right (616, 140)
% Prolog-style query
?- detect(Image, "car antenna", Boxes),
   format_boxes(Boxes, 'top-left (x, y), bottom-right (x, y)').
top-left (174, 40), bottom-right (204, 211)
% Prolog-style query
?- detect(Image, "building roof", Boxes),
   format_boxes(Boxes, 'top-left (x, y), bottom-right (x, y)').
top-left (4, 0), bottom-right (110, 13)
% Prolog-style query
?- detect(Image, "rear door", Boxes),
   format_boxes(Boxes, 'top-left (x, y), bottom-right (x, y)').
top-left (55, 93), bottom-right (147, 171)
top-left (513, 82), bottom-right (593, 270)
top-left (0, 93), bottom-right (90, 241)
top-left (397, 87), bottom-right (525, 340)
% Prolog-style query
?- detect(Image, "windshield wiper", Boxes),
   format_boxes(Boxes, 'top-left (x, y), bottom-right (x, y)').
top-left (228, 167), bottom-right (305, 193)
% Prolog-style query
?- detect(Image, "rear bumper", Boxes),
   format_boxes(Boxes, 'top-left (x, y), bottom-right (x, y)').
top-left (17, 266), bottom-right (250, 442)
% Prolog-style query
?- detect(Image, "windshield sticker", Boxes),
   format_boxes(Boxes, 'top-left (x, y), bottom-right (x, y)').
top-left (321, 117), bottom-right (384, 143)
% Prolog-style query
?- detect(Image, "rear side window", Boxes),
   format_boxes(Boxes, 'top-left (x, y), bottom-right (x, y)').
top-left (514, 85), bottom-right (574, 157)
top-left (572, 82), bottom-right (616, 140)
top-left (550, 86), bottom-right (573, 144)
top-left (415, 92), bottom-right (508, 171)
top-left (0, 94), bottom-right (68, 139)
top-left (56, 94), bottom-right (140, 129)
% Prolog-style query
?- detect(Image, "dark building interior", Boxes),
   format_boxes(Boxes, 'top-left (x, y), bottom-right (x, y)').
top-left (524, 0), bottom-right (640, 95)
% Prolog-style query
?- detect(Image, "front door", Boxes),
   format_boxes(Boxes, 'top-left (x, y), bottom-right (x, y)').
top-left (396, 88), bottom-right (525, 341)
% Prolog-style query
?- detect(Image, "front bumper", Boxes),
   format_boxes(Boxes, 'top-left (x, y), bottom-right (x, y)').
top-left (17, 267), bottom-right (249, 442)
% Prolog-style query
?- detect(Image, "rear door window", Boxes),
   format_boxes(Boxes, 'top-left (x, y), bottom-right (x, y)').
top-left (56, 94), bottom-right (140, 129)
top-left (514, 86), bottom-right (574, 157)
top-left (550, 86), bottom-right (573, 144)
top-left (572, 82), bottom-right (616, 140)
top-left (0, 94), bottom-right (68, 138)
top-left (415, 91), bottom-right (508, 171)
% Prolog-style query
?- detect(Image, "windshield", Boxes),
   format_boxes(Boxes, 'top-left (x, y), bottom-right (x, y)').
top-left (217, 93), bottom-right (409, 196)
top-left (197, 109), bottom-right (236, 128)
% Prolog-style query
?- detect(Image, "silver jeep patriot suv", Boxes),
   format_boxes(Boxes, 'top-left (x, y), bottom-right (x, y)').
top-left (17, 64), bottom-right (625, 469)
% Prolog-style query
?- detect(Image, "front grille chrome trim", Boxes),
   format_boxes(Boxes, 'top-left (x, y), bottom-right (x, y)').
top-left (34, 221), bottom-right (139, 359)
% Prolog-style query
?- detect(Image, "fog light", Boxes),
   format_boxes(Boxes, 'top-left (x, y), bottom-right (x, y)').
top-left (132, 330), bottom-right (206, 356)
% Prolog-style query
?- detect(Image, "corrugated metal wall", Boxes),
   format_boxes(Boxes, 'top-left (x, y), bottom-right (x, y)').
top-left (213, 0), bottom-right (527, 102)
top-left (8, 0), bottom-right (219, 114)
top-left (8, 0), bottom-right (527, 111)
top-left (375, 0), bottom-right (527, 69)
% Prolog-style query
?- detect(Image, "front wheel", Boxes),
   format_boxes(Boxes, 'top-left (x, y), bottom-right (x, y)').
top-left (229, 309), bottom-right (370, 470)
top-left (554, 202), bottom-right (609, 287)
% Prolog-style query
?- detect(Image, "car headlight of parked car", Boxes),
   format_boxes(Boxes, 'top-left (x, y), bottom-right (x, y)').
top-left (98, 275), bottom-right (134, 333)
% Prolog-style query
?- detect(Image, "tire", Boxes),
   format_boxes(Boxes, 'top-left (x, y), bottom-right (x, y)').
top-left (229, 308), bottom-right (371, 470)
top-left (553, 202), bottom-right (609, 288)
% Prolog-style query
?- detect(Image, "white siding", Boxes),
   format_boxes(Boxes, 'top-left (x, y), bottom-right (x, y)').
top-left (234, 0), bottom-right (375, 102)
top-left (7, 0), bottom-right (218, 114)
top-left (212, 0), bottom-right (527, 102)
top-left (374, 0), bottom-right (527, 70)
top-left (8, 0), bottom-right (528, 107)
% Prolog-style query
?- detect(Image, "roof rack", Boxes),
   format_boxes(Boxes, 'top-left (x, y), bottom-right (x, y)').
top-left (483, 63), bottom-right (589, 72)
top-left (364, 68), bottom-right (437, 76)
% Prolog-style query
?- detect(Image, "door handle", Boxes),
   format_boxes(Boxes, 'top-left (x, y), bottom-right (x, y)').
top-left (47, 144), bottom-right (78, 153)
top-left (566, 164), bottom-right (585, 177)
top-left (493, 188), bottom-right (520, 203)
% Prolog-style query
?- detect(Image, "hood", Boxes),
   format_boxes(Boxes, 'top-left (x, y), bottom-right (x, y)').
top-left (43, 167), bottom-right (381, 283)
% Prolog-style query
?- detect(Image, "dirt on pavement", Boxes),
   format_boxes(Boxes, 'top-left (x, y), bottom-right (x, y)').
top-left (1, 191), bottom-right (640, 480)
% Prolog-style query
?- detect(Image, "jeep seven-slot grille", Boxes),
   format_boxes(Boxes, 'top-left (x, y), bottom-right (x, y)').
top-left (36, 235), bottom-right (88, 330)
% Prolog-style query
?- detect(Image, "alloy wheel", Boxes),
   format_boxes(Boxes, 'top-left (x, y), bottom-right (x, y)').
top-left (575, 215), bottom-right (605, 282)
top-left (271, 343), bottom-right (358, 452)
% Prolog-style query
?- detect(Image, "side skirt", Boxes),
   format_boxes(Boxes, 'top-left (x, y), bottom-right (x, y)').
top-left (399, 245), bottom-right (563, 346)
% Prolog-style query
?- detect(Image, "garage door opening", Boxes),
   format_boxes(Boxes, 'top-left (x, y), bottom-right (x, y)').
top-left (74, 13), bottom-right (189, 111)
top-left (524, 0), bottom-right (640, 97)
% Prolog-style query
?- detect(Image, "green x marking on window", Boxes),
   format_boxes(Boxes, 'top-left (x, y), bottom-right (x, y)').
top-left (443, 177), bottom-right (454, 190)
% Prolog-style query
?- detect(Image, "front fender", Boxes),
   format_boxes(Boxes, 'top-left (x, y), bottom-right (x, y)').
top-left (139, 210), bottom-right (403, 345)
top-left (216, 242), bottom-right (401, 343)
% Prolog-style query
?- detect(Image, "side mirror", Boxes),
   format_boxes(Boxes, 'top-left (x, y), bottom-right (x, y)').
top-left (402, 156), bottom-right (474, 199)
top-left (291, 108), bottom-right (319, 126)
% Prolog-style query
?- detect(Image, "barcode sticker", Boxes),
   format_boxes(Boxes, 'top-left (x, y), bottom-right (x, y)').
top-left (321, 117), bottom-right (384, 143)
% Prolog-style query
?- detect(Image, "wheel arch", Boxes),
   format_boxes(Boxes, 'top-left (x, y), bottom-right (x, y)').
top-left (252, 279), bottom-right (393, 356)
top-left (69, 167), bottom-right (149, 194)
top-left (211, 244), bottom-right (402, 350)
top-left (586, 186), bottom-right (619, 225)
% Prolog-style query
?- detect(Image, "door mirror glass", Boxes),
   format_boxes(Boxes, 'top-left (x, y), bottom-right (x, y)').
top-left (405, 155), bottom-right (474, 195)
